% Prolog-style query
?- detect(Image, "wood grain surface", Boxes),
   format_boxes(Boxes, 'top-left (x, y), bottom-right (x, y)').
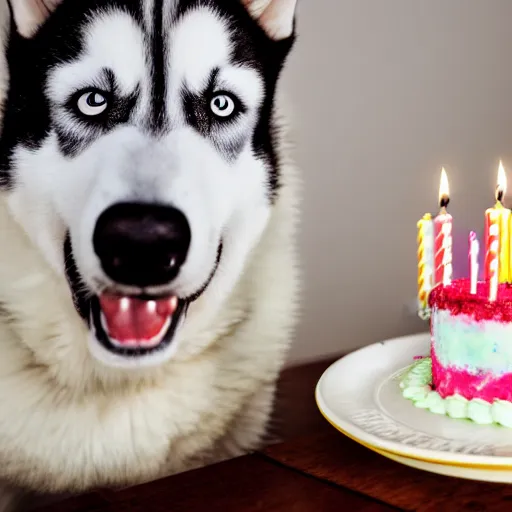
top-left (263, 431), bottom-right (512, 511)
top-left (36, 453), bottom-right (394, 512)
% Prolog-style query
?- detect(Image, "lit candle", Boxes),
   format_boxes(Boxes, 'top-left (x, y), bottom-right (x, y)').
top-left (469, 231), bottom-right (479, 295)
top-left (417, 213), bottom-right (434, 319)
top-left (485, 161), bottom-right (510, 284)
top-left (434, 168), bottom-right (453, 287)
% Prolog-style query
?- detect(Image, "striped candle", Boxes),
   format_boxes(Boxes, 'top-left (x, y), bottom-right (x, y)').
top-left (486, 213), bottom-right (500, 301)
top-left (434, 168), bottom-right (452, 287)
top-left (417, 213), bottom-right (434, 319)
top-left (485, 161), bottom-right (510, 283)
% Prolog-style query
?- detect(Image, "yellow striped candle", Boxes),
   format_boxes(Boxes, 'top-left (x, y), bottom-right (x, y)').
top-left (417, 213), bottom-right (434, 319)
top-left (498, 204), bottom-right (510, 283)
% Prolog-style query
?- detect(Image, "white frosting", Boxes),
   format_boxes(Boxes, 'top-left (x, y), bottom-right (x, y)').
top-left (400, 358), bottom-right (512, 428)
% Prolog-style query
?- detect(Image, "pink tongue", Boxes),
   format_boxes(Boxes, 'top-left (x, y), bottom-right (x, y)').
top-left (99, 294), bottom-right (178, 345)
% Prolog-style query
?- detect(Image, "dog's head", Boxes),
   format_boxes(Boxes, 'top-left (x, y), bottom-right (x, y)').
top-left (0, 0), bottom-right (296, 368)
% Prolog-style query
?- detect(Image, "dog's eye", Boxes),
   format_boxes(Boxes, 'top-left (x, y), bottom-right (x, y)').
top-left (210, 94), bottom-right (236, 118)
top-left (77, 91), bottom-right (108, 116)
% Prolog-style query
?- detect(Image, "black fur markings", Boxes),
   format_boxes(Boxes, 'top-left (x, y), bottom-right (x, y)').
top-left (182, 67), bottom-right (247, 161)
top-left (182, 67), bottom-right (219, 135)
top-left (149, 0), bottom-right (168, 133)
top-left (64, 233), bottom-right (91, 322)
top-left (251, 36), bottom-right (294, 198)
top-left (57, 69), bottom-right (140, 157)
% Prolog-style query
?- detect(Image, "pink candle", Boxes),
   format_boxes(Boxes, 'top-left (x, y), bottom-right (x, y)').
top-left (434, 168), bottom-right (453, 287)
top-left (469, 231), bottom-right (479, 294)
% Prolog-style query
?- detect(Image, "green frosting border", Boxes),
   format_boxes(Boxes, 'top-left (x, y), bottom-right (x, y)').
top-left (399, 358), bottom-right (512, 428)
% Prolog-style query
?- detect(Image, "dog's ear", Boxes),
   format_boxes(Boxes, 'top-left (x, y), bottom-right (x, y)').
top-left (9, 0), bottom-right (62, 38)
top-left (241, 0), bottom-right (297, 41)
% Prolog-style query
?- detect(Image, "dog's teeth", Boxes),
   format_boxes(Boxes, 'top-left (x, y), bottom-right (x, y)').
top-left (120, 297), bottom-right (130, 312)
top-left (154, 296), bottom-right (178, 316)
top-left (146, 300), bottom-right (157, 314)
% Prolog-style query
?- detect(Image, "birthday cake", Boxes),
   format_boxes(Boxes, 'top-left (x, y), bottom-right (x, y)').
top-left (401, 163), bottom-right (512, 427)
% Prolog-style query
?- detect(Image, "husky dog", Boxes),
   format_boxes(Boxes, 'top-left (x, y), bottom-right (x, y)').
top-left (0, 0), bottom-right (299, 498)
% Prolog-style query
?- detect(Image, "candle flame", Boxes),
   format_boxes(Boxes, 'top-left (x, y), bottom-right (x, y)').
top-left (497, 160), bottom-right (507, 202)
top-left (439, 167), bottom-right (450, 208)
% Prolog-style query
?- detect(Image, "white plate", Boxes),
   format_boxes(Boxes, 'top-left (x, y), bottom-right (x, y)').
top-left (315, 333), bottom-right (512, 482)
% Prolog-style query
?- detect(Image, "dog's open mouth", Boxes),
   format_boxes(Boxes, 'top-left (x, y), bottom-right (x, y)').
top-left (91, 293), bottom-right (187, 356)
top-left (66, 236), bottom-right (224, 365)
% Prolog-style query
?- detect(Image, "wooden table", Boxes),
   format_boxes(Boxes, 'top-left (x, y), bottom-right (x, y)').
top-left (31, 357), bottom-right (512, 511)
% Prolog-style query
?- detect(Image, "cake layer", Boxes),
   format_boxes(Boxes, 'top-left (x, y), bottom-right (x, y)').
top-left (432, 346), bottom-right (512, 402)
top-left (431, 309), bottom-right (512, 375)
top-left (430, 278), bottom-right (512, 403)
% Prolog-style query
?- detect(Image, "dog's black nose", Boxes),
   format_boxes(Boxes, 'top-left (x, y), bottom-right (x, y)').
top-left (93, 202), bottom-right (191, 287)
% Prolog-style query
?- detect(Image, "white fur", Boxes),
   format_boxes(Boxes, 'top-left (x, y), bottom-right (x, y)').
top-left (172, 9), bottom-right (231, 92)
top-left (0, 0), bottom-right (300, 498)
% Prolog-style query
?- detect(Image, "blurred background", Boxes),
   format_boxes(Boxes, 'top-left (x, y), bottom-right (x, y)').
top-left (281, 0), bottom-right (512, 365)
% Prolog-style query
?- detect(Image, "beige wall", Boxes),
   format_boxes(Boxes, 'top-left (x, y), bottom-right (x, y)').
top-left (282, 0), bottom-right (512, 365)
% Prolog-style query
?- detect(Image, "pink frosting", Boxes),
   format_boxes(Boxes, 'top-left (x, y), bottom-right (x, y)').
top-left (429, 278), bottom-right (512, 323)
top-left (431, 346), bottom-right (512, 402)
